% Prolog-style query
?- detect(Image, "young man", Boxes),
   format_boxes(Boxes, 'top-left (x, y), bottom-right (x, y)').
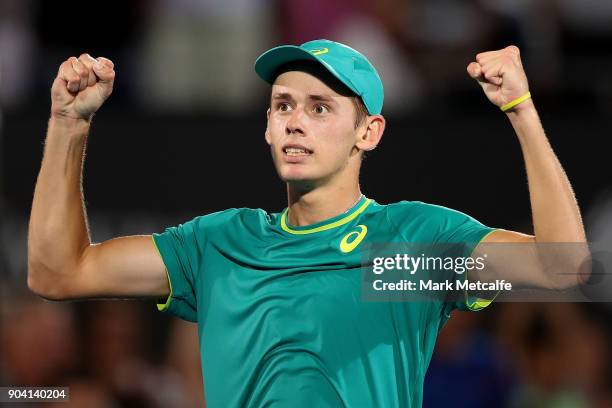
top-left (28, 39), bottom-right (586, 407)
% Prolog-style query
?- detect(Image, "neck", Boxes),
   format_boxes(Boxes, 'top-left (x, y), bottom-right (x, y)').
top-left (286, 181), bottom-right (363, 226)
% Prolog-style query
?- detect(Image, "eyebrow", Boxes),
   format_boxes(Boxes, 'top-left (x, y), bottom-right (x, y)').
top-left (272, 92), bottom-right (337, 104)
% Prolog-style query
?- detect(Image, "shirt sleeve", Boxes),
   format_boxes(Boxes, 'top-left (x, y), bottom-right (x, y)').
top-left (425, 204), bottom-right (498, 316)
top-left (386, 201), bottom-right (498, 320)
top-left (152, 217), bottom-right (204, 322)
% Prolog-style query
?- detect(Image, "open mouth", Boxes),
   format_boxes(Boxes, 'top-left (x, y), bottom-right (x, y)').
top-left (283, 147), bottom-right (313, 156)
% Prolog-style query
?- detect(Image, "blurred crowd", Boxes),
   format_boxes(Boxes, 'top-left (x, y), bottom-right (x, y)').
top-left (2, 0), bottom-right (612, 407)
top-left (2, 0), bottom-right (612, 114)
top-left (2, 289), bottom-right (611, 407)
top-left (0, 293), bottom-right (205, 407)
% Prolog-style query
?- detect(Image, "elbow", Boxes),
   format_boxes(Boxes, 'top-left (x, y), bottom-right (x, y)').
top-left (27, 260), bottom-right (72, 301)
top-left (27, 238), bottom-right (82, 300)
top-left (547, 248), bottom-right (592, 290)
top-left (568, 246), bottom-right (592, 288)
top-left (573, 250), bottom-right (593, 287)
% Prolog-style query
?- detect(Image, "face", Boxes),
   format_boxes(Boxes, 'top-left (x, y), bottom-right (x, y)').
top-left (265, 70), bottom-right (364, 188)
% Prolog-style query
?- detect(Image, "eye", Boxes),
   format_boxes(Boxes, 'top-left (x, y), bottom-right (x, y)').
top-left (277, 102), bottom-right (291, 112)
top-left (313, 104), bottom-right (329, 114)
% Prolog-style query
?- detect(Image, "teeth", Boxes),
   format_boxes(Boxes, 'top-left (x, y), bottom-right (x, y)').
top-left (285, 147), bottom-right (310, 156)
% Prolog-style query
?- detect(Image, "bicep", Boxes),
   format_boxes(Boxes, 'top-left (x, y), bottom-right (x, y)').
top-left (68, 235), bottom-right (169, 299)
top-left (481, 228), bottom-right (535, 244)
top-left (474, 228), bottom-right (552, 288)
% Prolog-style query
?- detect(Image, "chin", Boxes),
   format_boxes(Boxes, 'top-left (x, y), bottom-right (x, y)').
top-left (280, 172), bottom-right (314, 183)
top-left (278, 169), bottom-right (321, 188)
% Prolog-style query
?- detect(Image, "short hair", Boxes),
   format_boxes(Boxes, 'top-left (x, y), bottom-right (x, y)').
top-left (351, 96), bottom-right (369, 129)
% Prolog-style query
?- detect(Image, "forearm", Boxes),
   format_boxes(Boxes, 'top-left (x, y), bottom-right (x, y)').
top-left (508, 101), bottom-right (585, 243)
top-left (28, 115), bottom-right (92, 294)
top-left (469, 47), bottom-right (589, 288)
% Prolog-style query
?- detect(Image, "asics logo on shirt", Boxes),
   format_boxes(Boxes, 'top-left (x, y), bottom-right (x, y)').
top-left (339, 225), bottom-right (368, 253)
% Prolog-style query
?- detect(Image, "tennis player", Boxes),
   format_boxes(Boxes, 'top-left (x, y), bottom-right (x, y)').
top-left (28, 39), bottom-right (586, 407)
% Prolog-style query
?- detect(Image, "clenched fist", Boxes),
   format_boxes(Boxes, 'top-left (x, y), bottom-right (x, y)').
top-left (467, 46), bottom-right (531, 111)
top-left (51, 53), bottom-right (115, 121)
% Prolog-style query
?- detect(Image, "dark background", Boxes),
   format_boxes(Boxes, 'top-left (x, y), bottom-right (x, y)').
top-left (2, 0), bottom-right (612, 407)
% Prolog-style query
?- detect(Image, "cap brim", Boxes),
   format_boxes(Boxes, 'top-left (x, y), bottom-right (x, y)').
top-left (254, 43), bottom-right (368, 112)
top-left (255, 45), bottom-right (325, 84)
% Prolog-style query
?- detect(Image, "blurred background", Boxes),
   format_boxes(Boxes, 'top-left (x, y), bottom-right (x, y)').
top-left (1, 0), bottom-right (612, 407)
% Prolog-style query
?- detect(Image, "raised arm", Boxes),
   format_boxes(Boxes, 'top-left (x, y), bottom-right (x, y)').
top-left (28, 54), bottom-right (168, 300)
top-left (466, 46), bottom-right (589, 289)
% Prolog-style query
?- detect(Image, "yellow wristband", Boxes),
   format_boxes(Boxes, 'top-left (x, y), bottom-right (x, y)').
top-left (501, 91), bottom-right (531, 112)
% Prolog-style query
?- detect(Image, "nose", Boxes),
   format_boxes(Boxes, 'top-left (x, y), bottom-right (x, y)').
top-left (286, 107), bottom-right (305, 136)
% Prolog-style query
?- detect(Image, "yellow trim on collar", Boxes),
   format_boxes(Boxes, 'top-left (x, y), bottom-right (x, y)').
top-left (280, 198), bottom-right (372, 235)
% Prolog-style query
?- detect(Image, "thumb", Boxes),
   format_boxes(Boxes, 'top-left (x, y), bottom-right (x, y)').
top-left (467, 61), bottom-right (491, 91)
top-left (467, 62), bottom-right (481, 79)
top-left (92, 57), bottom-right (115, 97)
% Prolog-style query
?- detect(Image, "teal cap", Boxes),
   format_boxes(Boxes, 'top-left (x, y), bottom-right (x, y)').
top-left (254, 39), bottom-right (384, 115)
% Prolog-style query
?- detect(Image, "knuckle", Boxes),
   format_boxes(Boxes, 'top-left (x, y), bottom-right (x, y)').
top-left (79, 53), bottom-right (96, 65)
top-left (62, 58), bottom-right (75, 72)
top-left (99, 57), bottom-right (114, 68)
top-left (76, 65), bottom-right (88, 77)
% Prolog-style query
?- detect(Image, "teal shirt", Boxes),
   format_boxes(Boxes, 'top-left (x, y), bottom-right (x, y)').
top-left (152, 196), bottom-right (496, 407)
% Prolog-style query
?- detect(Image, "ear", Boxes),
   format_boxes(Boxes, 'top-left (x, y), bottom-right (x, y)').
top-left (355, 115), bottom-right (385, 152)
top-left (265, 108), bottom-right (272, 145)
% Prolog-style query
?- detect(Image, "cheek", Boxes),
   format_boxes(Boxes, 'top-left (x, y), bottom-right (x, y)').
top-left (266, 120), bottom-right (283, 145)
top-left (324, 123), bottom-right (356, 153)
top-left (315, 131), bottom-right (355, 168)
top-left (265, 128), bottom-right (271, 145)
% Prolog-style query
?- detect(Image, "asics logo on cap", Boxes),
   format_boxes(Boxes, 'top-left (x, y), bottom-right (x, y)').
top-left (310, 48), bottom-right (329, 56)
